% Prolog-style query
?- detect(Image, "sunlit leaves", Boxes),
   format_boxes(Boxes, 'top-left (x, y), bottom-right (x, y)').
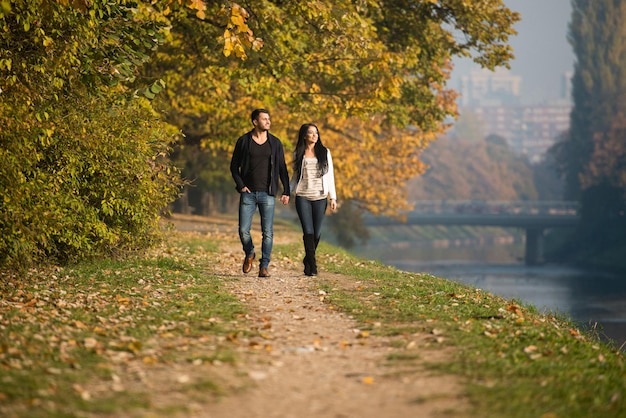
top-left (0, 0), bottom-right (520, 265)
top-left (319, 116), bottom-right (436, 215)
top-left (188, 0), bottom-right (207, 19)
top-left (0, 92), bottom-right (183, 267)
top-left (143, 0), bottom-right (518, 216)
top-left (221, 3), bottom-right (262, 59)
top-left (0, 1), bottom-right (198, 267)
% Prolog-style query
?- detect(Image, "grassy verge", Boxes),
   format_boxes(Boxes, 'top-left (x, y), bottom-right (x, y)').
top-left (0, 231), bottom-right (248, 417)
top-left (313, 243), bottom-right (626, 418)
top-left (1, 217), bottom-right (624, 417)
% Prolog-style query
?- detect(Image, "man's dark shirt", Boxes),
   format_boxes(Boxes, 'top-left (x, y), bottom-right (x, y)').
top-left (230, 130), bottom-right (290, 197)
top-left (244, 140), bottom-right (271, 192)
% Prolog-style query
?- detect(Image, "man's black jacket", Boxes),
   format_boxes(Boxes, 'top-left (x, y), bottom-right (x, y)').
top-left (230, 130), bottom-right (290, 197)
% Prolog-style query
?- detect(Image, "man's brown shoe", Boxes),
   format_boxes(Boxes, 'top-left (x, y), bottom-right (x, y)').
top-left (242, 253), bottom-right (255, 274)
top-left (258, 267), bottom-right (270, 278)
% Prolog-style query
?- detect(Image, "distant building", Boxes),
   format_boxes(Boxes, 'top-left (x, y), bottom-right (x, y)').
top-left (517, 103), bottom-right (571, 162)
top-left (456, 70), bottom-right (572, 163)
top-left (459, 68), bottom-right (522, 107)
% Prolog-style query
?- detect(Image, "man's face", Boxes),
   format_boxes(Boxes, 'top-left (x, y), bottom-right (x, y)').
top-left (254, 112), bottom-right (271, 131)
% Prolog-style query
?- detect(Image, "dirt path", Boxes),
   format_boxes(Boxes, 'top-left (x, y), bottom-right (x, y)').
top-left (165, 215), bottom-right (469, 417)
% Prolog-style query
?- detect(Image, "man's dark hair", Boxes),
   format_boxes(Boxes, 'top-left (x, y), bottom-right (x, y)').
top-left (251, 108), bottom-right (269, 122)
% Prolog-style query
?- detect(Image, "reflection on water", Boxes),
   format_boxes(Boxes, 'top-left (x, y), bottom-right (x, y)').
top-left (353, 243), bottom-right (626, 349)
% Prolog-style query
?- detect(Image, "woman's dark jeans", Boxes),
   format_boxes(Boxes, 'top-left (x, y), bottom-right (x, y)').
top-left (295, 196), bottom-right (328, 239)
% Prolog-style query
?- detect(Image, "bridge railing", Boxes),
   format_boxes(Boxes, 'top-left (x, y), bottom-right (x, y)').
top-left (408, 200), bottom-right (579, 216)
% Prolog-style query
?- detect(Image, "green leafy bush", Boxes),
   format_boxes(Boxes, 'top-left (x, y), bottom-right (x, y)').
top-left (0, 93), bottom-right (182, 267)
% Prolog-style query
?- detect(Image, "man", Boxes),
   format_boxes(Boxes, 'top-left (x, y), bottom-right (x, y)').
top-left (230, 108), bottom-right (290, 278)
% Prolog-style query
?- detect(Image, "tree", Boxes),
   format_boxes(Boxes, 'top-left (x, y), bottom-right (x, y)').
top-left (554, 0), bottom-right (626, 200)
top-left (0, 0), bottom-right (520, 266)
top-left (407, 133), bottom-right (538, 201)
top-left (143, 0), bottom-right (520, 216)
top-left (0, 0), bottom-right (198, 267)
top-left (549, 0), bottom-right (626, 262)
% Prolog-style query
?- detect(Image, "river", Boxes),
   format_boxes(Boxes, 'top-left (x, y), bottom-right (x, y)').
top-left (351, 240), bottom-right (626, 350)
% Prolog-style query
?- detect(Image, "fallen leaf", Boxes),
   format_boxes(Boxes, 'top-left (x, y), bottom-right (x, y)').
top-left (506, 303), bottom-right (523, 316)
top-left (73, 384), bottom-right (91, 400)
top-left (84, 337), bottom-right (98, 349)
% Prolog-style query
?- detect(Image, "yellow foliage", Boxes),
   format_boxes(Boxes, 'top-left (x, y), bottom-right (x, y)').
top-left (221, 3), bottom-right (259, 60)
top-left (281, 115), bottom-right (440, 216)
top-left (140, 0), bottom-right (518, 216)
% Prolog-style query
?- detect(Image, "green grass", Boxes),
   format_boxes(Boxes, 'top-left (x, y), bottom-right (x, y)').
top-left (1, 223), bottom-right (624, 418)
top-left (0, 231), bottom-right (247, 417)
top-left (311, 243), bottom-right (626, 418)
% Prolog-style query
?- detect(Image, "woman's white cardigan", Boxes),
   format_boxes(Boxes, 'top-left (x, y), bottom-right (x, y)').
top-left (290, 149), bottom-right (337, 201)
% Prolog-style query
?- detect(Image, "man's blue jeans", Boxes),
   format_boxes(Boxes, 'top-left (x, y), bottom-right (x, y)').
top-left (238, 191), bottom-right (275, 269)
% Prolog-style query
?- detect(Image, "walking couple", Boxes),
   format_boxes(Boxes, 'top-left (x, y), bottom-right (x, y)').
top-left (230, 108), bottom-right (337, 278)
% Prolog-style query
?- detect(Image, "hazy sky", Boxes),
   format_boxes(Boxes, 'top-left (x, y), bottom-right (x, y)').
top-left (451, 0), bottom-right (575, 104)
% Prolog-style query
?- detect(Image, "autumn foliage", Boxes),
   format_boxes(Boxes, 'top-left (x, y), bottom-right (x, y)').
top-left (147, 0), bottom-right (518, 216)
top-left (0, 0), bottom-right (519, 267)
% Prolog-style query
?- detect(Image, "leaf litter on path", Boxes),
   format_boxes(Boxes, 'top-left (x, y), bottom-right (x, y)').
top-left (164, 214), bottom-right (469, 418)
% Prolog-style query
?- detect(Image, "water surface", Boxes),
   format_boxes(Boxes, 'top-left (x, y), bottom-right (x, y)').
top-left (353, 242), bottom-right (626, 349)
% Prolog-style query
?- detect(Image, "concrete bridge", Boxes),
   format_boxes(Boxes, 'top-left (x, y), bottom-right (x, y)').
top-left (363, 200), bottom-right (580, 265)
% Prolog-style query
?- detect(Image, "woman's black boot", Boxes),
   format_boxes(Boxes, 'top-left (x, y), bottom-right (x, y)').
top-left (303, 234), bottom-right (317, 276)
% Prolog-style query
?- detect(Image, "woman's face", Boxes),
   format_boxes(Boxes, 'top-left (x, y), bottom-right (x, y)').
top-left (305, 126), bottom-right (318, 145)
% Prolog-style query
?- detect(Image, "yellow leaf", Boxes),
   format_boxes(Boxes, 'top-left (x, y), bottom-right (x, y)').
top-left (230, 14), bottom-right (245, 28)
top-left (73, 320), bottom-right (87, 329)
top-left (115, 294), bottom-right (129, 304)
top-left (143, 355), bottom-right (158, 364)
top-left (127, 341), bottom-right (142, 353)
top-left (362, 376), bottom-right (374, 384)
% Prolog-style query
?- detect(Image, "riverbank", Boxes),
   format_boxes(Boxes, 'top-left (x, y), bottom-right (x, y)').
top-left (0, 213), bottom-right (624, 417)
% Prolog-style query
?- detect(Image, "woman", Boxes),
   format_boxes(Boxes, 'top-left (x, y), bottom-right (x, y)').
top-left (290, 123), bottom-right (337, 276)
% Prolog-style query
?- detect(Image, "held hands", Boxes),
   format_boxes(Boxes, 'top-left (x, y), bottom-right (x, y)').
top-left (241, 187), bottom-right (289, 205)
top-left (329, 199), bottom-right (337, 212)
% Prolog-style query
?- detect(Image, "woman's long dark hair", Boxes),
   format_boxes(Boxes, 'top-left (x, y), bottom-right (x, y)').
top-left (293, 123), bottom-right (328, 178)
